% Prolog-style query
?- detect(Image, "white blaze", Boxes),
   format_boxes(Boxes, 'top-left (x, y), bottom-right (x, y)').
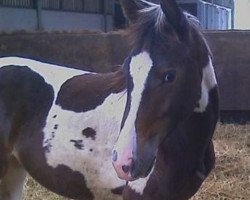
top-left (113, 52), bottom-right (153, 195)
top-left (194, 57), bottom-right (217, 113)
top-left (113, 52), bottom-right (153, 161)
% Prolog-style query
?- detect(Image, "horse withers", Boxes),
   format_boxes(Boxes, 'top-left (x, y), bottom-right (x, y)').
top-left (0, 0), bottom-right (219, 200)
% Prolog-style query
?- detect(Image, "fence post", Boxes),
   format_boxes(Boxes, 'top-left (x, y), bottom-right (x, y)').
top-left (103, 0), bottom-right (108, 32)
top-left (35, 0), bottom-right (43, 30)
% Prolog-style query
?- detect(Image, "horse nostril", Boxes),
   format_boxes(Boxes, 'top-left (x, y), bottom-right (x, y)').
top-left (112, 150), bottom-right (118, 162)
top-left (122, 165), bottom-right (130, 173)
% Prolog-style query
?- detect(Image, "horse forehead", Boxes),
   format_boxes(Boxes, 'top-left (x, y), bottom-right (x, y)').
top-left (127, 51), bottom-right (153, 118)
top-left (117, 52), bottom-right (153, 144)
top-left (129, 51), bottom-right (153, 83)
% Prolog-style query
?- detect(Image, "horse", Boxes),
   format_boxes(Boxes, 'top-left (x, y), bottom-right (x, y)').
top-left (0, 0), bottom-right (219, 200)
top-left (112, 0), bottom-right (219, 199)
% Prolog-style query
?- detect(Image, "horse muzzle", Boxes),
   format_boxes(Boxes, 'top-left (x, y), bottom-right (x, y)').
top-left (112, 126), bottom-right (158, 181)
top-left (112, 148), bottom-right (156, 181)
top-left (112, 149), bottom-right (136, 181)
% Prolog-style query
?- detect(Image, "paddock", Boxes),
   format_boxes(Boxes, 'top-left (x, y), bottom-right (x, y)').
top-left (0, 30), bottom-right (249, 199)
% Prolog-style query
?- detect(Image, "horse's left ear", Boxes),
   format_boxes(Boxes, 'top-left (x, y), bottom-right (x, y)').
top-left (160, 0), bottom-right (189, 41)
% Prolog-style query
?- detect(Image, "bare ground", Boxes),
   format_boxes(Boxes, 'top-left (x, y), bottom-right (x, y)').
top-left (22, 123), bottom-right (250, 200)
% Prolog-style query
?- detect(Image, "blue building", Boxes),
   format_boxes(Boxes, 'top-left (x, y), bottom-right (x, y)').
top-left (0, 0), bottom-right (234, 32)
top-left (177, 0), bottom-right (234, 30)
top-left (114, 0), bottom-right (234, 30)
top-left (0, 0), bottom-right (114, 32)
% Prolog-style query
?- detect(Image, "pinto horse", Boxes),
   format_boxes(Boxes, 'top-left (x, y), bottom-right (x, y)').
top-left (112, 0), bottom-right (219, 199)
top-left (0, 0), bottom-right (218, 200)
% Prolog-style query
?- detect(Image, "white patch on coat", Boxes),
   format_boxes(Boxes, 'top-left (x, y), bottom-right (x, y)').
top-left (0, 57), bottom-right (86, 96)
top-left (128, 165), bottom-right (155, 195)
top-left (113, 52), bottom-right (153, 161)
top-left (43, 92), bottom-right (127, 199)
top-left (194, 57), bottom-right (217, 113)
top-left (0, 57), bottom-right (126, 199)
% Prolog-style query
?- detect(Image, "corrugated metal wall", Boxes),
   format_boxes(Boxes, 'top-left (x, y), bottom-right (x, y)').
top-left (0, 0), bottom-right (234, 30)
top-left (198, 0), bottom-right (232, 30)
top-left (177, 0), bottom-right (233, 30)
top-left (0, 0), bottom-right (114, 32)
top-left (0, 0), bottom-right (34, 7)
top-left (0, 0), bottom-right (113, 14)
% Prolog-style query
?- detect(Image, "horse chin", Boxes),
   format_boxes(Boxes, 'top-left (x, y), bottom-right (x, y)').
top-left (145, 158), bottom-right (156, 175)
top-left (144, 158), bottom-right (156, 177)
top-left (117, 172), bottom-right (136, 182)
top-left (131, 157), bottom-right (156, 180)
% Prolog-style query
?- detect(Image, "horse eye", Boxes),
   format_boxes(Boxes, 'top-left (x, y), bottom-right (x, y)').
top-left (164, 70), bottom-right (176, 83)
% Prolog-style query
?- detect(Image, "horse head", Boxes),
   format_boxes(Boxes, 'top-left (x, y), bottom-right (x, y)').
top-left (112, 0), bottom-right (216, 181)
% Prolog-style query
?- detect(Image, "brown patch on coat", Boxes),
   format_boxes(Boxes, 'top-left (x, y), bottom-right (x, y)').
top-left (56, 67), bottom-right (126, 113)
top-left (70, 139), bottom-right (84, 150)
top-left (111, 185), bottom-right (125, 195)
top-left (82, 127), bottom-right (96, 140)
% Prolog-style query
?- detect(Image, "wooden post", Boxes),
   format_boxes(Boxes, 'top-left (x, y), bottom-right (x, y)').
top-left (35, 0), bottom-right (43, 30)
top-left (103, 0), bottom-right (108, 32)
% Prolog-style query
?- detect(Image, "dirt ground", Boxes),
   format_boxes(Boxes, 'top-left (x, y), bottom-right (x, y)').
top-left (22, 123), bottom-right (250, 200)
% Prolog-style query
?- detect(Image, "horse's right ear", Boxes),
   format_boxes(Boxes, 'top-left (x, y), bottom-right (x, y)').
top-left (120, 0), bottom-right (152, 23)
top-left (160, 0), bottom-right (189, 41)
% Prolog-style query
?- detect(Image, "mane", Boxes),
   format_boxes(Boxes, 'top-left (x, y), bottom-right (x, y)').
top-left (126, 2), bottom-right (211, 56)
top-left (126, 3), bottom-right (166, 47)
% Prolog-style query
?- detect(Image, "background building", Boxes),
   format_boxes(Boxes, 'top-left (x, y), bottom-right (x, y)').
top-left (150, 0), bottom-right (234, 30)
top-left (0, 0), bottom-right (249, 32)
top-left (178, 0), bottom-right (234, 29)
top-left (113, 0), bottom-right (235, 30)
top-left (0, 0), bottom-right (114, 32)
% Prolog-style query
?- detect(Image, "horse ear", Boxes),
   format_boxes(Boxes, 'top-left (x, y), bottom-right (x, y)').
top-left (160, 0), bottom-right (189, 40)
top-left (120, 0), bottom-right (152, 23)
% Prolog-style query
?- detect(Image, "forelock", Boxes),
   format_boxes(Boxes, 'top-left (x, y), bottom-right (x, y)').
top-left (126, 4), bottom-right (204, 49)
top-left (127, 4), bottom-right (168, 48)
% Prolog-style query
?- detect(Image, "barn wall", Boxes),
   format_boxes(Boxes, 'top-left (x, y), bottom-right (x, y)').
top-left (41, 10), bottom-right (113, 32)
top-left (205, 31), bottom-right (250, 111)
top-left (0, 7), bottom-right (37, 31)
top-left (0, 31), bottom-right (129, 72)
top-left (0, 7), bottom-right (113, 32)
top-left (0, 31), bottom-right (249, 111)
